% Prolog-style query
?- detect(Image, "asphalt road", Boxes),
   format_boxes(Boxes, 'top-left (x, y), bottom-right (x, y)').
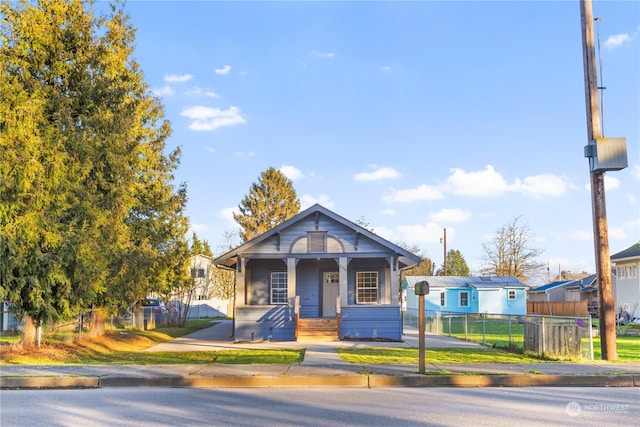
top-left (1, 387), bottom-right (638, 427)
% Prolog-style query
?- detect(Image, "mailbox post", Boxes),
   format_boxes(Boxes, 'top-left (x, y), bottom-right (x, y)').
top-left (414, 281), bottom-right (430, 374)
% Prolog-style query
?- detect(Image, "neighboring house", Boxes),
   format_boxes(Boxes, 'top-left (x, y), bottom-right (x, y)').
top-left (1, 301), bottom-right (20, 332)
top-left (402, 276), bottom-right (529, 316)
top-left (189, 254), bottom-right (214, 300)
top-left (178, 254), bottom-right (229, 318)
top-left (213, 204), bottom-right (421, 341)
top-left (529, 275), bottom-right (597, 316)
top-left (611, 242), bottom-right (640, 317)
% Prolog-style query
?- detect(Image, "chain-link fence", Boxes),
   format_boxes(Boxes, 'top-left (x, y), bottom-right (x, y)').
top-left (404, 309), bottom-right (594, 360)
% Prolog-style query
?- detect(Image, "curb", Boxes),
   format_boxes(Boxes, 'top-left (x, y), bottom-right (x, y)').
top-left (2, 374), bottom-right (638, 389)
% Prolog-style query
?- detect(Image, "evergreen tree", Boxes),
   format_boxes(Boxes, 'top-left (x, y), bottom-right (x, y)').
top-left (1, 0), bottom-right (189, 330)
top-left (436, 249), bottom-right (470, 276)
top-left (233, 167), bottom-right (300, 242)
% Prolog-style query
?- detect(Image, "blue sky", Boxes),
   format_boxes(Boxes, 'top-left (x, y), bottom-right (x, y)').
top-left (118, 1), bottom-right (639, 284)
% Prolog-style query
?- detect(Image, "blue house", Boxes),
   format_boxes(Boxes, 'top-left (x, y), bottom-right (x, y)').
top-left (214, 204), bottom-right (421, 341)
top-left (402, 276), bottom-right (530, 316)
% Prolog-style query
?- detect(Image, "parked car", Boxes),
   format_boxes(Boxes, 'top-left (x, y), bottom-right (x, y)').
top-left (141, 298), bottom-right (167, 325)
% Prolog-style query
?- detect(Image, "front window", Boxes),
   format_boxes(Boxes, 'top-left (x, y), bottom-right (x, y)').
top-left (459, 291), bottom-right (469, 307)
top-left (508, 289), bottom-right (517, 300)
top-left (356, 271), bottom-right (378, 303)
top-left (271, 272), bottom-right (288, 304)
top-left (440, 292), bottom-right (446, 306)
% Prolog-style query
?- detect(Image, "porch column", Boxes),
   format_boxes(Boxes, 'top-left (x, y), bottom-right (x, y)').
top-left (287, 257), bottom-right (297, 299)
top-left (235, 256), bottom-right (248, 306)
top-left (339, 256), bottom-right (348, 306)
top-left (389, 256), bottom-right (399, 305)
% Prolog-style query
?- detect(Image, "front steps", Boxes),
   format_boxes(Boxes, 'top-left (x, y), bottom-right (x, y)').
top-left (297, 318), bottom-right (338, 341)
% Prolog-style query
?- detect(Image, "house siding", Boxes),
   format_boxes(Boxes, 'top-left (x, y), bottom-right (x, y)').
top-left (234, 306), bottom-right (295, 341)
top-left (340, 306), bottom-right (402, 340)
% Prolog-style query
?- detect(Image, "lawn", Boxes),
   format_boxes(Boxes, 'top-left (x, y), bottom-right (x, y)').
top-left (0, 321), bottom-right (303, 365)
top-left (336, 347), bottom-right (544, 365)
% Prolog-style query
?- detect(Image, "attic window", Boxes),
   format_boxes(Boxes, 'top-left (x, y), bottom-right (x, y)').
top-left (308, 231), bottom-right (326, 253)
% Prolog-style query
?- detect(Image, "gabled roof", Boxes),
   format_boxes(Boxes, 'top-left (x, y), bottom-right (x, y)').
top-left (529, 280), bottom-right (571, 293)
top-left (611, 242), bottom-right (640, 262)
top-left (403, 275), bottom-right (529, 290)
top-left (214, 204), bottom-right (421, 270)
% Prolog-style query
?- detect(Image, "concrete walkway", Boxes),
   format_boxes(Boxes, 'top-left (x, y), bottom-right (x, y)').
top-left (1, 321), bottom-right (639, 389)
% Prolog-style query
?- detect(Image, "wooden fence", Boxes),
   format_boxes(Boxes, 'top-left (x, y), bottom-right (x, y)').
top-left (527, 301), bottom-right (588, 317)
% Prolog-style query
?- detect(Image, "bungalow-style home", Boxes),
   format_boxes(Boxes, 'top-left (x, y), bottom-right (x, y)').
top-left (611, 242), bottom-right (640, 318)
top-left (213, 204), bottom-right (421, 341)
top-left (402, 276), bottom-right (529, 316)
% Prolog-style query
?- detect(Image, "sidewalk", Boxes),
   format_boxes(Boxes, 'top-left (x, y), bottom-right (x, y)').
top-left (1, 321), bottom-right (639, 389)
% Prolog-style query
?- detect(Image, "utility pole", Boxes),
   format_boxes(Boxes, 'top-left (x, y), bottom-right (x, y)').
top-left (580, 0), bottom-right (617, 360)
top-left (441, 228), bottom-right (447, 276)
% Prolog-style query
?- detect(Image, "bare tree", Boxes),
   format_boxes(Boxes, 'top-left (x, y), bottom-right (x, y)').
top-left (480, 215), bottom-right (545, 283)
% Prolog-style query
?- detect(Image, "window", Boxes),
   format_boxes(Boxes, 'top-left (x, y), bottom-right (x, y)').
top-left (356, 271), bottom-right (378, 303)
top-left (459, 291), bottom-right (469, 307)
top-left (271, 272), bottom-right (288, 304)
top-left (308, 232), bottom-right (326, 253)
top-left (508, 289), bottom-right (517, 300)
top-left (191, 268), bottom-right (205, 278)
top-left (440, 292), bottom-right (446, 307)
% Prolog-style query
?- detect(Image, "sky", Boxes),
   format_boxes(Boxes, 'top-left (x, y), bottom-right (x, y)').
top-left (114, 1), bottom-right (639, 284)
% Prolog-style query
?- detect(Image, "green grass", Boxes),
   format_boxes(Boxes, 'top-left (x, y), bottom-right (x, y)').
top-left (592, 334), bottom-right (640, 361)
top-left (336, 346), bottom-right (544, 364)
top-left (0, 321), bottom-right (303, 365)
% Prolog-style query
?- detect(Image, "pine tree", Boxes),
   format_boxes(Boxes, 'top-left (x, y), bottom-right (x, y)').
top-left (234, 167), bottom-right (300, 242)
top-left (1, 0), bottom-right (189, 331)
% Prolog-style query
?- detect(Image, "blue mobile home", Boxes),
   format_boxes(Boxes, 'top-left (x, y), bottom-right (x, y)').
top-left (214, 204), bottom-right (421, 341)
top-left (403, 276), bottom-right (530, 316)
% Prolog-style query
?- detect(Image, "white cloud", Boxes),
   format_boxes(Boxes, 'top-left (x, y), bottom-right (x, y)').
top-left (380, 65), bottom-right (392, 72)
top-left (383, 184), bottom-right (444, 202)
top-left (219, 207), bottom-right (238, 226)
top-left (373, 226), bottom-right (394, 241)
top-left (152, 85), bottom-right (174, 96)
top-left (215, 65), bottom-right (232, 75)
top-left (164, 73), bottom-right (193, 83)
top-left (604, 175), bottom-right (621, 190)
top-left (430, 208), bottom-right (471, 223)
top-left (608, 226), bottom-right (627, 239)
top-left (180, 106), bottom-right (246, 131)
top-left (396, 222), bottom-right (445, 244)
top-left (186, 87), bottom-right (218, 98)
top-left (311, 51), bottom-right (335, 59)
top-left (354, 166), bottom-right (400, 181)
top-left (206, 147), bottom-right (215, 153)
top-left (632, 164), bottom-right (640, 181)
top-left (446, 166), bottom-right (570, 199)
top-left (605, 33), bottom-right (630, 50)
top-left (625, 193), bottom-right (637, 204)
top-left (514, 174), bottom-right (569, 198)
top-left (300, 194), bottom-right (334, 209)
top-left (559, 230), bottom-right (593, 241)
top-left (381, 208), bottom-right (396, 216)
top-left (446, 165), bottom-right (510, 196)
top-left (280, 165), bottom-right (304, 180)
top-left (235, 151), bottom-right (255, 157)
top-left (190, 223), bottom-right (210, 233)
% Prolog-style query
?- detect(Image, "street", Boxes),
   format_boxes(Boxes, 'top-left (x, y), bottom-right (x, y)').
top-left (1, 387), bottom-right (637, 427)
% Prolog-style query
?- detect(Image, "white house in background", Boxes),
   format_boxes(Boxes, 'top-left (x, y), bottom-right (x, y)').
top-left (174, 254), bottom-right (229, 318)
top-left (611, 242), bottom-right (640, 317)
top-left (189, 254), bottom-right (214, 300)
